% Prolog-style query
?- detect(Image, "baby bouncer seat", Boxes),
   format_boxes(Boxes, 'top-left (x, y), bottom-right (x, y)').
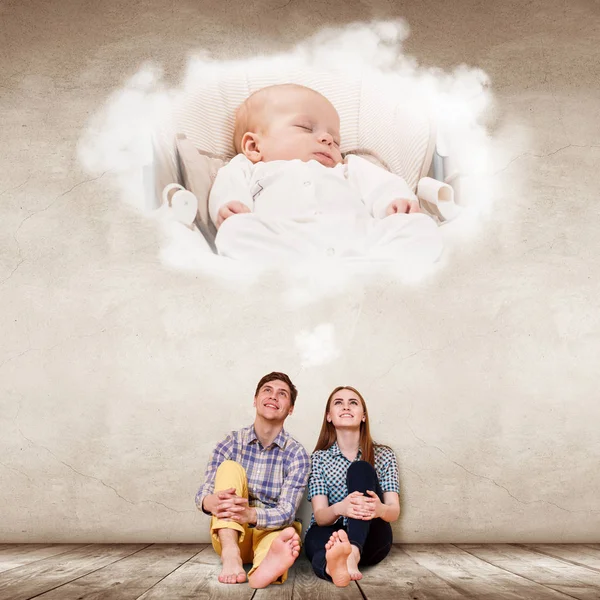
top-left (146, 64), bottom-right (461, 250)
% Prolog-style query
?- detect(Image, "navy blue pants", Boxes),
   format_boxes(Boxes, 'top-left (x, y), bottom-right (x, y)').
top-left (304, 460), bottom-right (393, 581)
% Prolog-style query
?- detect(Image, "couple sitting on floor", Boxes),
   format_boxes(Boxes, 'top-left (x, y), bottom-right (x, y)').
top-left (195, 371), bottom-right (400, 588)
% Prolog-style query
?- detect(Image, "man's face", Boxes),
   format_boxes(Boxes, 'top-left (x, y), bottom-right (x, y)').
top-left (254, 379), bottom-right (294, 422)
top-left (256, 89), bottom-right (343, 167)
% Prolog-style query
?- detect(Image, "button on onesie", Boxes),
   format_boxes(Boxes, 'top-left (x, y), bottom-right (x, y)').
top-left (209, 154), bottom-right (443, 264)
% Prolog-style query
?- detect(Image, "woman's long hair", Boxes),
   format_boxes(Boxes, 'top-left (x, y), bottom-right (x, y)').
top-left (313, 386), bottom-right (376, 466)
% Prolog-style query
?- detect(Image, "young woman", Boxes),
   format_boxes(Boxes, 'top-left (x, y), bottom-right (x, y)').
top-left (304, 386), bottom-right (401, 587)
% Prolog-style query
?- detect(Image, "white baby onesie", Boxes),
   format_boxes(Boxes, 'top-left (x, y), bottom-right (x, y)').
top-left (208, 154), bottom-right (443, 264)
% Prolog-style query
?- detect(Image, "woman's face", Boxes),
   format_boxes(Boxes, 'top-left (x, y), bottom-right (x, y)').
top-left (327, 388), bottom-right (365, 430)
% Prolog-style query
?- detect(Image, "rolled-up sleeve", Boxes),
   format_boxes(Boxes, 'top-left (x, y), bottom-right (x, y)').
top-left (195, 434), bottom-right (235, 514)
top-left (254, 444), bottom-right (310, 529)
top-left (307, 451), bottom-right (329, 500)
top-left (379, 448), bottom-right (401, 494)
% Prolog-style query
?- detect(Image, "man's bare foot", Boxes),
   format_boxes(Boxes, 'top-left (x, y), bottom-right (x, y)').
top-left (325, 530), bottom-right (352, 587)
top-left (347, 544), bottom-right (363, 581)
top-left (248, 527), bottom-right (300, 589)
top-left (218, 547), bottom-right (247, 584)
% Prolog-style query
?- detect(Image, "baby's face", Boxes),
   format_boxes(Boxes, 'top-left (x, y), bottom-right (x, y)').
top-left (254, 88), bottom-right (343, 167)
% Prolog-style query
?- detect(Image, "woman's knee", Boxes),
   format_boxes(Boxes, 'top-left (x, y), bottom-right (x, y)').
top-left (346, 460), bottom-right (377, 491)
top-left (348, 460), bottom-right (376, 476)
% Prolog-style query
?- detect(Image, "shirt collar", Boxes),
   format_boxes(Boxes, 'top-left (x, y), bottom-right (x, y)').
top-left (247, 425), bottom-right (259, 444)
top-left (247, 425), bottom-right (288, 450)
top-left (329, 441), bottom-right (362, 460)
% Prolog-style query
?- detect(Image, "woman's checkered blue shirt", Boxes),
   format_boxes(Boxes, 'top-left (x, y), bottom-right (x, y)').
top-left (307, 442), bottom-right (400, 529)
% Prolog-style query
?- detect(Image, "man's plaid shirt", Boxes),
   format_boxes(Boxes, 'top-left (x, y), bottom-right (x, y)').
top-left (196, 425), bottom-right (310, 529)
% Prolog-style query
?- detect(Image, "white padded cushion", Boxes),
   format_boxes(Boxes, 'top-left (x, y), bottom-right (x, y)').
top-left (171, 67), bottom-right (435, 193)
top-left (175, 135), bottom-right (224, 227)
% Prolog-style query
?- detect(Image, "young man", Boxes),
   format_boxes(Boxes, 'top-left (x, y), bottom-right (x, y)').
top-left (195, 372), bottom-right (310, 588)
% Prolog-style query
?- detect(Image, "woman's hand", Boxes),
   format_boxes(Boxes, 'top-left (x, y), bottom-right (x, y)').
top-left (362, 490), bottom-right (386, 520)
top-left (335, 491), bottom-right (372, 520)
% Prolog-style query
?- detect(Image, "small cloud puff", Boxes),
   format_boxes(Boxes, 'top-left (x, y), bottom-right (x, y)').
top-left (295, 324), bottom-right (340, 368)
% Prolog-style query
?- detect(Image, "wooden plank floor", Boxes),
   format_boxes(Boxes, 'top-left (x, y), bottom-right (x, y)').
top-left (0, 544), bottom-right (599, 599)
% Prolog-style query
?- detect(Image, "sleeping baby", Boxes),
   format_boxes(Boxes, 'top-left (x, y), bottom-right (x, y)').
top-left (208, 83), bottom-right (443, 264)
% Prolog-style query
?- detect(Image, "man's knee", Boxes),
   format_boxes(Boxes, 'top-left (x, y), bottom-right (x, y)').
top-left (216, 460), bottom-right (245, 475)
top-left (215, 460), bottom-right (247, 491)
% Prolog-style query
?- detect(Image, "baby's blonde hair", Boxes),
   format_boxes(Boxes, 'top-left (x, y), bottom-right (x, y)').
top-left (232, 83), bottom-right (327, 154)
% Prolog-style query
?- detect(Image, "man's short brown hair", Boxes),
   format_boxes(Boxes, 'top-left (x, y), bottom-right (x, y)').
top-left (254, 371), bottom-right (298, 406)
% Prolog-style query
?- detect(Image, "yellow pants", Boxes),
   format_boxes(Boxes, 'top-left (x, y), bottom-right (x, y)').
top-left (210, 460), bottom-right (302, 584)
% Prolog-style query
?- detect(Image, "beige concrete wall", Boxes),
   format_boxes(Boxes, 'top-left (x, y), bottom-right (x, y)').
top-left (1, 0), bottom-right (599, 542)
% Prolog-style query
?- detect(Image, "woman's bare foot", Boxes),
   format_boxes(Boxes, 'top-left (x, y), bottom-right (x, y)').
top-left (248, 527), bottom-right (300, 589)
top-left (325, 530), bottom-right (352, 587)
top-left (218, 547), bottom-right (247, 584)
top-left (347, 544), bottom-right (363, 581)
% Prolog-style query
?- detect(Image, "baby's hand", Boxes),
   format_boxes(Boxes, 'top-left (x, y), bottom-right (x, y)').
top-left (386, 198), bottom-right (421, 216)
top-left (216, 201), bottom-right (251, 228)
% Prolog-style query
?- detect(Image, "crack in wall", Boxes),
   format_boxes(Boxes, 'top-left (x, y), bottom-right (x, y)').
top-left (371, 323), bottom-right (509, 385)
top-left (0, 175), bottom-right (31, 197)
top-left (0, 258), bottom-right (25, 286)
top-left (493, 143), bottom-right (600, 175)
top-left (0, 326), bottom-right (117, 372)
top-left (17, 429), bottom-right (194, 514)
top-left (0, 347), bottom-right (33, 372)
top-left (14, 171), bottom-right (107, 239)
top-left (4, 172), bottom-right (108, 286)
top-left (0, 460), bottom-right (32, 482)
top-left (401, 465), bottom-right (426, 485)
top-left (405, 416), bottom-right (599, 515)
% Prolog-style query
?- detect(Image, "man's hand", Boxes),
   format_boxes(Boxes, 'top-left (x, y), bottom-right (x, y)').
top-left (335, 491), bottom-right (372, 520)
top-left (386, 198), bottom-right (421, 215)
top-left (214, 491), bottom-right (257, 525)
top-left (216, 201), bottom-right (251, 228)
top-left (203, 488), bottom-right (257, 524)
top-left (202, 487), bottom-right (237, 515)
top-left (220, 500), bottom-right (257, 526)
